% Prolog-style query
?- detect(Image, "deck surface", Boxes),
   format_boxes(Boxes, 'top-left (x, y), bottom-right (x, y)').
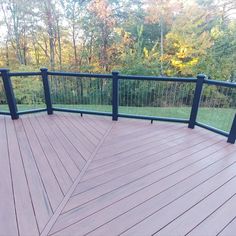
top-left (1, 112), bottom-right (236, 236)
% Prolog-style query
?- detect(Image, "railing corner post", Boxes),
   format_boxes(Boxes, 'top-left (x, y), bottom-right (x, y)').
top-left (227, 114), bottom-right (236, 144)
top-left (0, 68), bottom-right (19, 120)
top-left (188, 74), bottom-right (206, 129)
top-left (40, 68), bottom-right (53, 115)
top-left (112, 71), bottom-right (119, 121)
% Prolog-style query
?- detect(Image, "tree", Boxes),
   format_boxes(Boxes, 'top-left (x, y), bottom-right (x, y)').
top-left (144, 0), bottom-right (183, 74)
top-left (0, 0), bottom-right (33, 65)
top-left (164, 2), bottom-right (213, 76)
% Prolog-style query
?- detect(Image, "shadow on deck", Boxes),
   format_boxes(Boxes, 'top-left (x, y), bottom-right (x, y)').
top-left (1, 113), bottom-right (236, 236)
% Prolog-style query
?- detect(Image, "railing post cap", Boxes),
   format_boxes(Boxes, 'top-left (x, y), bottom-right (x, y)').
top-left (112, 71), bottom-right (119, 75)
top-left (0, 68), bottom-right (10, 72)
top-left (197, 74), bottom-right (206, 79)
top-left (40, 68), bottom-right (48, 72)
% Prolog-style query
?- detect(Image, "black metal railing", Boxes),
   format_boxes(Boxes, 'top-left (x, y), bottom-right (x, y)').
top-left (0, 68), bottom-right (235, 144)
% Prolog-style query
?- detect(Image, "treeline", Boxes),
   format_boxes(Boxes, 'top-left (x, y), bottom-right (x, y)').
top-left (0, 0), bottom-right (235, 80)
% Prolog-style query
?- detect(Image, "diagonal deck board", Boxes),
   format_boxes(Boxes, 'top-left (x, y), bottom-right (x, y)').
top-left (51, 143), bottom-right (235, 235)
top-left (0, 113), bottom-right (236, 236)
top-left (28, 115), bottom-right (73, 194)
top-left (22, 117), bottom-right (64, 211)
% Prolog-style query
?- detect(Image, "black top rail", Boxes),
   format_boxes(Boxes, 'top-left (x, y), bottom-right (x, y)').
top-left (204, 79), bottom-right (236, 88)
top-left (9, 72), bottom-right (42, 77)
top-left (2, 70), bottom-right (236, 87)
top-left (118, 74), bottom-right (197, 82)
top-left (47, 71), bottom-right (113, 79)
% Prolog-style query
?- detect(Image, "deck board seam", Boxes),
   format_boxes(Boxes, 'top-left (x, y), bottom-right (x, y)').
top-left (67, 114), bottom-right (101, 142)
top-left (101, 123), bottom-right (175, 143)
top-left (27, 117), bottom-right (66, 196)
top-left (86, 128), bottom-right (217, 174)
top-left (56, 114), bottom-right (95, 154)
top-left (40, 122), bottom-right (115, 236)
top-left (94, 124), bottom-right (184, 157)
top-left (61, 113), bottom-right (99, 146)
top-left (22, 120), bottom-right (64, 208)
top-left (92, 128), bottom-right (218, 162)
top-left (96, 123), bottom-right (180, 150)
top-left (81, 116), bottom-right (106, 135)
top-left (61, 140), bottom-right (228, 216)
top-left (52, 143), bottom-right (235, 235)
top-left (38, 115), bottom-right (83, 172)
top-left (74, 138), bottom-right (225, 199)
top-left (73, 136), bottom-right (223, 198)
top-left (76, 116), bottom-right (104, 140)
top-left (53, 114), bottom-right (91, 162)
top-left (34, 116), bottom-right (74, 183)
top-left (78, 131), bottom-right (220, 187)
top-left (20, 119), bottom-right (55, 214)
top-left (85, 153), bottom-right (236, 236)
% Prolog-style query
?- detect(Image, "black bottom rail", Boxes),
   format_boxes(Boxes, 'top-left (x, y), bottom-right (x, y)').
top-left (0, 105), bottom-right (235, 144)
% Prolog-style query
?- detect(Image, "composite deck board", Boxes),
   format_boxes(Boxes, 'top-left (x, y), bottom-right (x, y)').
top-left (61, 114), bottom-right (99, 146)
top-left (95, 123), bottom-right (178, 153)
top-left (5, 118), bottom-right (39, 235)
top-left (22, 117), bottom-right (64, 211)
top-left (92, 125), bottom-right (214, 163)
top-left (88, 127), bottom-right (192, 171)
top-left (0, 117), bottom-right (19, 236)
top-left (68, 138), bottom-right (227, 210)
top-left (52, 116), bottom-right (92, 160)
top-left (52, 142), bottom-right (232, 233)
top-left (73, 130), bottom-right (221, 195)
top-left (84, 127), bottom-right (215, 178)
top-left (35, 116), bottom-right (79, 180)
top-left (218, 217), bottom-right (236, 236)
top-left (56, 114), bottom-right (96, 152)
top-left (81, 116), bottom-right (108, 137)
top-left (120, 154), bottom-right (236, 236)
top-left (38, 115), bottom-right (86, 170)
top-left (53, 142), bottom-right (232, 234)
top-left (183, 194), bottom-right (236, 236)
top-left (29, 116), bottom-right (73, 194)
top-left (93, 123), bottom-right (182, 161)
top-left (1, 113), bottom-right (236, 236)
top-left (52, 145), bottom-right (236, 235)
top-left (15, 118), bottom-right (54, 231)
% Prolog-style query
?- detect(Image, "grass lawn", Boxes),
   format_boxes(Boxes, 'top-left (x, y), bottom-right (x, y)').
top-left (0, 103), bottom-right (234, 132)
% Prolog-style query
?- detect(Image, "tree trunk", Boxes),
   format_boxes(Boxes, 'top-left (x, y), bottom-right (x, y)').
top-left (160, 15), bottom-right (164, 75)
top-left (5, 40), bottom-right (10, 66)
top-left (56, 16), bottom-right (62, 70)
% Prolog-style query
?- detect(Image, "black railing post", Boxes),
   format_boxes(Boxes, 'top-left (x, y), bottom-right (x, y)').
top-left (40, 68), bottom-right (53, 115)
top-left (112, 71), bottom-right (119, 121)
top-left (227, 114), bottom-right (236, 144)
top-left (0, 68), bottom-right (19, 120)
top-left (188, 74), bottom-right (206, 129)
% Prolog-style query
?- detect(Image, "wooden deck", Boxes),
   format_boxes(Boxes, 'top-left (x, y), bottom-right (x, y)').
top-left (1, 113), bottom-right (236, 236)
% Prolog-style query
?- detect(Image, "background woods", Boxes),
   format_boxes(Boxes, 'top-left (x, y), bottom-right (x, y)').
top-left (0, 0), bottom-right (236, 131)
top-left (0, 0), bottom-right (235, 79)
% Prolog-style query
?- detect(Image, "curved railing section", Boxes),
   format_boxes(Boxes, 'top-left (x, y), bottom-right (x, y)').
top-left (0, 68), bottom-right (235, 144)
